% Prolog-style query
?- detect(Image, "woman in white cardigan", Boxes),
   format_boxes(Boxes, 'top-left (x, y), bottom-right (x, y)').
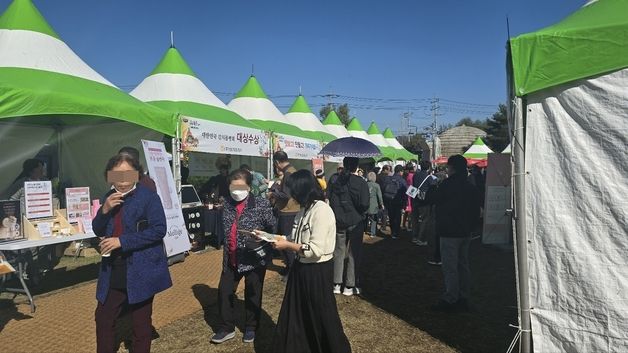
top-left (266, 169), bottom-right (351, 353)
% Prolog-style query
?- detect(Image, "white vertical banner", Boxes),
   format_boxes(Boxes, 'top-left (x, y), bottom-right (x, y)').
top-left (141, 140), bottom-right (190, 256)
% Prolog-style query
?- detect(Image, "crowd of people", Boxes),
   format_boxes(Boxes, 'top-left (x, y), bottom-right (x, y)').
top-left (3, 147), bottom-right (484, 353)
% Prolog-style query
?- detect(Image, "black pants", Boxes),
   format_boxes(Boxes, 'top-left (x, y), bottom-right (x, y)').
top-left (278, 214), bottom-right (296, 271)
top-left (388, 202), bottom-right (403, 237)
top-left (218, 265), bottom-right (267, 332)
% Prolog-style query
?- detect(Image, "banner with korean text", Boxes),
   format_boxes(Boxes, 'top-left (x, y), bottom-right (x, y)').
top-left (142, 140), bottom-right (191, 257)
top-left (180, 117), bottom-right (270, 157)
top-left (273, 133), bottom-right (323, 160)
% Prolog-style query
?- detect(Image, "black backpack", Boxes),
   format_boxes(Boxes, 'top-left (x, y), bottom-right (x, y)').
top-left (329, 176), bottom-right (361, 230)
top-left (382, 175), bottom-right (400, 201)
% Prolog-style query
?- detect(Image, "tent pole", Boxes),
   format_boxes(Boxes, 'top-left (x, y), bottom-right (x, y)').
top-left (512, 97), bottom-right (531, 353)
top-left (173, 118), bottom-right (182, 205)
top-left (268, 133), bottom-right (274, 181)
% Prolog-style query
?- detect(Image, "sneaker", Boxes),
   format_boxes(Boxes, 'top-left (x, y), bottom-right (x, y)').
top-left (354, 287), bottom-right (361, 296)
top-left (211, 331), bottom-right (236, 344)
top-left (343, 287), bottom-right (354, 296)
top-left (242, 330), bottom-right (255, 343)
top-left (391, 234), bottom-right (398, 240)
top-left (416, 240), bottom-right (428, 246)
top-left (333, 284), bottom-right (341, 294)
top-left (427, 260), bottom-right (442, 266)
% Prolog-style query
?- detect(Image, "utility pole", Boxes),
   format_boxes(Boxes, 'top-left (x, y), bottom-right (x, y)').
top-left (430, 97), bottom-right (441, 161)
top-left (401, 111), bottom-right (412, 133)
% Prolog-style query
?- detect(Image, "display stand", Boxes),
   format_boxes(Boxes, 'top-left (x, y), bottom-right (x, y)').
top-left (22, 209), bottom-right (76, 240)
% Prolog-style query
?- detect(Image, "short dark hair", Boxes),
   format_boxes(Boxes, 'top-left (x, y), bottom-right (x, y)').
top-left (227, 168), bottom-right (252, 186)
top-left (273, 150), bottom-right (289, 163)
top-left (382, 165), bottom-right (391, 172)
top-left (373, 167), bottom-right (381, 174)
top-left (419, 161), bottom-right (432, 171)
top-left (286, 169), bottom-right (324, 209)
top-left (343, 157), bottom-right (359, 173)
top-left (394, 165), bottom-right (404, 174)
top-left (118, 146), bottom-right (140, 162)
top-left (447, 155), bottom-right (468, 175)
top-left (239, 164), bottom-right (251, 171)
top-left (104, 153), bottom-right (143, 180)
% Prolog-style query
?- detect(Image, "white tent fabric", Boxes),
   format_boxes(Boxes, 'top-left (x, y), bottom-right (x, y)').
top-left (0, 123), bottom-right (56, 195)
top-left (347, 129), bottom-right (371, 141)
top-left (284, 111), bottom-right (333, 140)
top-left (0, 29), bottom-right (113, 86)
top-left (524, 67), bottom-right (628, 352)
top-left (228, 97), bottom-right (290, 126)
top-left (324, 124), bottom-right (350, 138)
top-left (131, 73), bottom-right (229, 109)
top-left (502, 144), bottom-right (511, 154)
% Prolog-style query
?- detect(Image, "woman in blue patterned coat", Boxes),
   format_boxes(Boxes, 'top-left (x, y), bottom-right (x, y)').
top-left (211, 168), bottom-right (276, 345)
top-left (92, 153), bottom-right (171, 353)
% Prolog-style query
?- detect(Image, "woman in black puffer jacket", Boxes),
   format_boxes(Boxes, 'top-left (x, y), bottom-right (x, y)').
top-left (211, 169), bottom-right (276, 345)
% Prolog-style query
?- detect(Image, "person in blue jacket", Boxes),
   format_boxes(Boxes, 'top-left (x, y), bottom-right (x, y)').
top-left (92, 152), bottom-right (172, 353)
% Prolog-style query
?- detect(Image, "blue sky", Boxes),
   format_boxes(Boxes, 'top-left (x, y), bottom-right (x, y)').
top-left (15, 0), bottom-right (582, 134)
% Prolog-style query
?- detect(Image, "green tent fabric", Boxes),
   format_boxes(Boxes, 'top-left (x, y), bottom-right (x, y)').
top-left (345, 117), bottom-right (386, 159)
top-left (131, 46), bottom-right (261, 130)
top-left (285, 95), bottom-right (337, 142)
top-left (321, 111), bottom-right (351, 138)
top-left (510, 0), bottom-right (628, 96)
top-left (0, 0), bottom-right (177, 136)
top-left (366, 122), bottom-right (399, 161)
top-left (228, 76), bottom-right (317, 139)
top-left (382, 128), bottom-right (416, 161)
top-left (462, 137), bottom-right (494, 159)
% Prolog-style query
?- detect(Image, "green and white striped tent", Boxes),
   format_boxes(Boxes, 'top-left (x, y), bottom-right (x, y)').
top-left (366, 122), bottom-right (398, 161)
top-left (507, 1), bottom-right (628, 351)
top-left (227, 75), bottom-right (315, 140)
top-left (321, 111), bottom-right (350, 138)
top-left (0, 0), bottom-right (176, 196)
top-left (131, 46), bottom-right (260, 132)
top-left (346, 117), bottom-right (382, 159)
top-left (462, 137), bottom-right (493, 159)
top-left (382, 128), bottom-right (416, 161)
top-left (284, 94), bottom-right (336, 143)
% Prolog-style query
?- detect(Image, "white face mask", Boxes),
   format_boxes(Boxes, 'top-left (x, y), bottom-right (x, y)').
top-left (230, 189), bottom-right (249, 202)
top-left (111, 183), bottom-right (137, 197)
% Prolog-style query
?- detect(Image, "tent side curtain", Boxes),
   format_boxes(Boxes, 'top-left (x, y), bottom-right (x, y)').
top-left (524, 67), bottom-right (628, 351)
top-left (0, 67), bottom-right (178, 136)
top-left (509, 0), bottom-right (628, 96)
top-left (0, 123), bottom-right (56, 195)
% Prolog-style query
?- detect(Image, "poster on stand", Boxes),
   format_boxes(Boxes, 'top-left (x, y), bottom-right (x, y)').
top-left (273, 133), bottom-right (322, 160)
top-left (0, 200), bottom-right (22, 242)
top-left (65, 187), bottom-right (91, 224)
top-left (24, 181), bottom-right (53, 219)
top-left (482, 153), bottom-right (512, 245)
top-left (180, 117), bottom-right (270, 157)
top-left (142, 140), bottom-right (191, 257)
top-left (311, 158), bottom-right (324, 173)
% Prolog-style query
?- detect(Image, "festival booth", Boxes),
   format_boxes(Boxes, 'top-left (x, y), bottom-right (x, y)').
top-left (130, 46), bottom-right (270, 183)
top-left (507, 1), bottom-right (628, 351)
top-left (0, 0), bottom-right (187, 311)
top-left (366, 122), bottom-right (401, 163)
top-left (284, 94), bottom-right (339, 172)
top-left (227, 76), bottom-right (323, 172)
top-left (462, 137), bottom-right (493, 168)
top-left (0, 0), bottom-right (177, 199)
top-left (382, 128), bottom-right (417, 163)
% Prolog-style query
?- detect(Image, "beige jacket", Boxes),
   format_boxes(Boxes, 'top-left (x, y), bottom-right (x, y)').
top-left (292, 200), bottom-right (337, 263)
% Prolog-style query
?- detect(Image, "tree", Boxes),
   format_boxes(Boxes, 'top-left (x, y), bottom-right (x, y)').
top-left (456, 117), bottom-right (488, 131)
top-left (398, 133), bottom-right (430, 159)
top-left (485, 104), bottom-right (509, 152)
top-left (319, 103), bottom-right (351, 125)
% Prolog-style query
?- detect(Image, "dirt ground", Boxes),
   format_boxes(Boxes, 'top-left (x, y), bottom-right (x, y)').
top-left (149, 232), bottom-right (517, 353)
top-left (0, 229), bottom-right (517, 353)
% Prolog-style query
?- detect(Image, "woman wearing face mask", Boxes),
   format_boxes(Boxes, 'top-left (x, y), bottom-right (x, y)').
top-left (92, 153), bottom-right (171, 353)
top-left (211, 169), bottom-right (276, 345)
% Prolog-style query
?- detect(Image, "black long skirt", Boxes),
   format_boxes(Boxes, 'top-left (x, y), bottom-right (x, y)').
top-left (272, 259), bottom-right (351, 353)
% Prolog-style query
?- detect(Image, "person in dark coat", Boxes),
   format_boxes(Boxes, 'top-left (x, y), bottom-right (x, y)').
top-left (93, 153), bottom-right (171, 353)
top-left (427, 155), bottom-right (481, 313)
top-left (211, 169), bottom-right (276, 344)
top-left (329, 157), bottom-right (370, 296)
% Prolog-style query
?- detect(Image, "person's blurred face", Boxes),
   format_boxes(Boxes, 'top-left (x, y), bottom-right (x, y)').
top-left (110, 161), bottom-right (138, 194)
top-left (30, 163), bottom-right (44, 180)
